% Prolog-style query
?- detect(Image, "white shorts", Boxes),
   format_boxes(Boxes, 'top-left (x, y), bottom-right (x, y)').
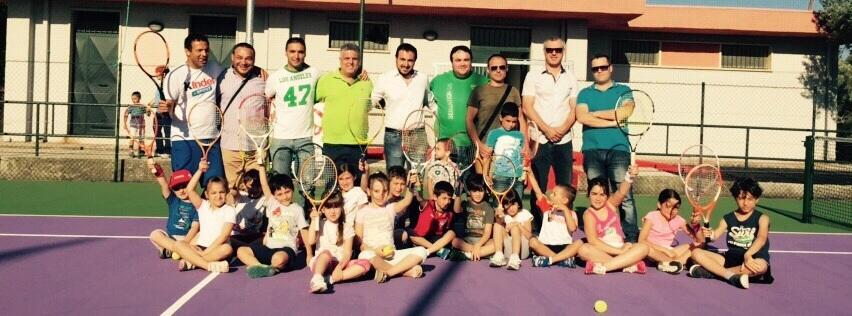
top-left (358, 246), bottom-right (428, 265)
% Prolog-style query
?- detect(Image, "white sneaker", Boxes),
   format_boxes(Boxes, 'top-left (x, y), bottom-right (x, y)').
top-left (310, 275), bottom-right (327, 293)
top-left (208, 261), bottom-right (228, 273)
top-left (489, 252), bottom-right (507, 267)
top-left (507, 254), bottom-right (521, 271)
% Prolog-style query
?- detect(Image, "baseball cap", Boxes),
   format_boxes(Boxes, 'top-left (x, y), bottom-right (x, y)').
top-left (169, 170), bottom-right (192, 189)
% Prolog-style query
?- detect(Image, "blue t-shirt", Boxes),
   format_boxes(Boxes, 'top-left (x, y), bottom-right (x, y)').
top-left (486, 128), bottom-right (524, 178)
top-left (577, 83), bottom-right (632, 152)
top-left (166, 193), bottom-right (198, 236)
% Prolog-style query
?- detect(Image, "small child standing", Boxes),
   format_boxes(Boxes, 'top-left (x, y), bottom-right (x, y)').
top-left (124, 91), bottom-right (148, 158)
top-left (147, 163), bottom-right (198, 260)
top-left (484, 102), bottom-right (526, 197)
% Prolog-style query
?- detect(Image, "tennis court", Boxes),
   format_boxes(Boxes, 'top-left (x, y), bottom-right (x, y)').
top-left (1, 179), bottom-right (850, 315)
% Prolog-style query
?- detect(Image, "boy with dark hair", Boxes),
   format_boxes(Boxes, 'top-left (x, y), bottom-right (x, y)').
top-left (409, 181), bottom-right (463, 259)
top-left (483, 102), bottom-right (526, 197)
top-left (449, 174), bottom-right (497, 261)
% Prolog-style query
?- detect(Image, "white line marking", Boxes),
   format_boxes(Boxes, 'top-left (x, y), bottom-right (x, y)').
top-left (161, 272), bottom-right (220, 316)
top-left (713, 248), bottom-right (852, 255)
top-left (0, 214), bottom-right (166, 219)
top-left (771, 231), bottom-right (852, 236)
top-left (0, 233), bottom-right (148, 239)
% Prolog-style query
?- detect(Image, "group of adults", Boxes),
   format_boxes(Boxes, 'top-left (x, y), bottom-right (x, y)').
top-left (156, 34), bottom-right (640, 242)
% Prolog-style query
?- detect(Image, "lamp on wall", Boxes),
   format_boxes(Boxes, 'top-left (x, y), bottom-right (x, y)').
top-left (147, 21), bottom-right (164, 32)
top-left (422, 30), bottom-right (438, 41)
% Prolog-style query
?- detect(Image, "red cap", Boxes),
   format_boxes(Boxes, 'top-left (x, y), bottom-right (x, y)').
top-left (169, 170), bottom-right (192, 189)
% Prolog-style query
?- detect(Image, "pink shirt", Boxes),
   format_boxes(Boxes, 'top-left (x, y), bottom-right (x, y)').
top-left (643, 211), bottom-right (686, 248)
top-left (589, 205), bottom-right (624, 247)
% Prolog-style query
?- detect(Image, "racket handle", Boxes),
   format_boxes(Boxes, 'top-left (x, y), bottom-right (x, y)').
top-left (703, 220), bottom-right (711, 244)
top-left (630, 151), bottom-right (636, 166)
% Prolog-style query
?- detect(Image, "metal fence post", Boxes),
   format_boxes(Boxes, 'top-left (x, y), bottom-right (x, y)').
top-left (700, 82), bottom-right (706, 145)
top-left (802, 136), bottom-right (814, 223)
top-left (113, 62), bottom-right (122, 182)
top-left (744, 128), bottom-right (750, 170)
top-left (34, 102), bottom-right (40, 156)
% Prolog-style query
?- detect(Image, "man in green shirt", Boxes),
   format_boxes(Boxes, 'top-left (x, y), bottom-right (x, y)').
top-left (430, 46), bottom-right (488, 155)
top-left (315, 43), bottom-right (373, 177)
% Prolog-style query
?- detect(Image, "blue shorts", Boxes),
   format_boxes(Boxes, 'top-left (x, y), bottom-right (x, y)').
top-left (170, 139), bottom-right (225, 187)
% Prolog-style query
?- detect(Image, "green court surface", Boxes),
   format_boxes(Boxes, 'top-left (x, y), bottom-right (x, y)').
top-left (1, 180), bottom-right (848, 233)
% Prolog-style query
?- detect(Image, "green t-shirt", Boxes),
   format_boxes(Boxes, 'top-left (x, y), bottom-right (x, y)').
top-left (430, 71), bottom-right (488, 146)
top-left (315, 71), bottom-right (373, 145)
top-left (577, 83), bottom-right (632, 152)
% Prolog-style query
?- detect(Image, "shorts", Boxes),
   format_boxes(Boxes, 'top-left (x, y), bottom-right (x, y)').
top-left (229, 233), bottom-right (262, 248)
top-left (309, 250), bottom-right (371, 273)
top-left (546, 244), bottom-right (568, 253)
top-left (358, 246), bottom-right (428, 265)
top-left (723, 251), bottom-right (774, 284)
top-left (153, 229), bottom-right (186, 241)
top-left (248, 240), bottom-right (297, 266)
top-left (463, 236), bottom-right (484, 245)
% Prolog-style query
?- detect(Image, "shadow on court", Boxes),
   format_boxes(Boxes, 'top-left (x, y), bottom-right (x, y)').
top-left (0, 238), bottom-right (95, 264)
top-left (403, 260), bottom-right (465, 316)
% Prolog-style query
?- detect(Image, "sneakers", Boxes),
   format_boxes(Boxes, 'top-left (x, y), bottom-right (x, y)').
top-left (436, 248), bottom-right (451, 259)
top-left (531, 255), bottom-right (551, 268)
top-left (657, 261), bottom-right (684, 275)
top-left (246, 264), bottom-right (275, 278)
top-left (636, 261), bottom-right (647, 274)
top-left (507, 254), bottom-right (521, 271)
top-left (207, 261), bottom-right (229, 273)
top-left (688, 265), bottom-right (715, 279)
top-left (374, 270), bottom-right (388, 283)
top-left (157, 247), bottom-right (171, 259)
top-left (728, 274), bottom-right (750, 289)
top-left (437, 248), bottom-right (468, 261)
top-left (585, 262), bottom-right (606, 275)
top-left (310, 275), bottom-right (327, 293)
top-left (489, 252), bottom-right (507, 267)
top-left (177, 259), bottom-right (196, 271)
top-left (556, 257), bottom-right (577, 269)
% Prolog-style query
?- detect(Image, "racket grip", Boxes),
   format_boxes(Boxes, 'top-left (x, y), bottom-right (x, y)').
top-left (703, 220), bottom-right (711, 244)
top-left (152, 163), bottom-right (163, 177)
top-left (630, 151), bottom-right (636, 166)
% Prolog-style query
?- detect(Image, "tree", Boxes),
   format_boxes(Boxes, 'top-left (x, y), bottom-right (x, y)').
top-left (814, 0), bottom-right (852, 44)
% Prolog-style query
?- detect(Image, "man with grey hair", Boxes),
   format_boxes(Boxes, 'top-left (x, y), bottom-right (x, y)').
top-left (315, 43), bottom-right (373, 178)
top-left (521, 37), bottom-right (579, 231)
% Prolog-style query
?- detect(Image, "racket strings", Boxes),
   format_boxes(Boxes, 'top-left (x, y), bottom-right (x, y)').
top-left (402, 127), bottom-right (430, 163)
top-left (300, 158), bottom-right (337, 202)
top-left (134, 33), bottom-right (169, 75)
top-left (617, 91), bottom-right (654, 136)
top-left (188, 102), bottom-right (223, 146)
top-left (686, 166), bottom-right (721, 206)
top-left (489, 156), bottom-right (517, 194)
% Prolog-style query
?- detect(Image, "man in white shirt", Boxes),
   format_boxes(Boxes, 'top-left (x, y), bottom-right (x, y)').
top-left (160, 33), bottom-right (224, 187)
top-left (371, 43), bottom-right (428, 169)
top-left (266, 37), bottom-right (320, 177)
top-left (521, 37), bottom-right (579, 230)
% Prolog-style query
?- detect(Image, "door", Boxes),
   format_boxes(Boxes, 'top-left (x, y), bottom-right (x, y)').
top-left (70, 11), bottom-right (119, 135)
top-left (470, 26), bottom-right (531, 88)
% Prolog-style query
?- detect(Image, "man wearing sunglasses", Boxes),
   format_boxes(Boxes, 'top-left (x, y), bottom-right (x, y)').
top-left (466, 54), bottom-right (525, 162)
top-left (521, 37), bottom-right (579, 231)
top-left (575, 53), bottom-right (639, 243)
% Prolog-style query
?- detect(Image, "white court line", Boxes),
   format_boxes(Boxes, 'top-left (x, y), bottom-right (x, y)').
top-left (0, 214), bottom-right (166, 219)
top-left (713, 248), bottom-right (852, 255)
top-left (161, 272), bottom-right (220, 316)
top-left (0, 233), bottom-right (148, 239)
top-left (771, 231), bottom-right (852, 236)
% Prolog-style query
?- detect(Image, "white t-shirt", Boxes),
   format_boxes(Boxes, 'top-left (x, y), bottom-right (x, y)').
top-left (537, 210), bottom-right (578, 245)
top-left (371, 70), bottom-right (429, 130)
top-left (355, 203), bottom-right (397, 248)
top-left (521, 68), bottom-right (579, 145)
top-left (234, 192), bottom-right (265, 235)
top-left (196, 200), bottom-right (237, 248)
top-left (264, 199), bottom-right (308, 249)
top-left (265, 66), bottom-right (320, 140)
top-left (503, 209), bottom-right (534, 226)
top-left (164, 62), bottom-right (224, 141)
top-left (312, 218), bottom-right (355, 260)
top-left (343, 187), bottom-right (369, 218)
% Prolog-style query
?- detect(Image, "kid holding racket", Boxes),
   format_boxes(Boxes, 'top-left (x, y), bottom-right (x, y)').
top-left (638, 189), bottom-right (700, 274)
top-left (489, 190), bottom-right (533, 271)
top-left (688, 178), bottom-right (774, 289)
top-left (526, 166), bottom-right (583, 268)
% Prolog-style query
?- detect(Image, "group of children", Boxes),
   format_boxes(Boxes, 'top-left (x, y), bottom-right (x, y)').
top-left (146, 102), bottom-right (774, 292)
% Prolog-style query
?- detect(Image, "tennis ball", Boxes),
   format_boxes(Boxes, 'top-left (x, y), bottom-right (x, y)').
top-left (381, 245), bottom-right (395, 258)
top-left (594, 300), bottom-right (608, 313)
top-left (171, 251), bottom-right (181, 260)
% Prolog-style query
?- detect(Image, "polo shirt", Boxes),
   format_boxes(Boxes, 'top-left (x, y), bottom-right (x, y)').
top-left (315, 70), bottom-right (373, 145)
top-left (217, 67), bottom-right (265, 151)
top-left (576, 82), bottom-right (632, 152)
top-left (521, 67), bottom-right (579, 145)
top-left (371, 70), bottom-right (428, 130)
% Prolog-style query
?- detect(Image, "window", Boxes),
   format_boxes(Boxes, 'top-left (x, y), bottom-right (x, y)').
top-left (189, 15), bottom-right (237, 67)
top-left (329, 21), bottom-right (389, 51)
top-left (722, 44), bottom-right (770, 70)
top-left (612, 40), bottom-right (659, 65)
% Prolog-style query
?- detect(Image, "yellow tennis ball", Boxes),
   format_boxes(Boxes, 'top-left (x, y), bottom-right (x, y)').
top-left (171, 251), bottom-right (181, 260)
top-left (382, 245), bottom-right (395, 258)
top-left (594, 300), bottom-right (608, 313)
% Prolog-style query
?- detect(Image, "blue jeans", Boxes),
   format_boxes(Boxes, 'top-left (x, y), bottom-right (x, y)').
top-left (269, 137), bottom-right (314, 178)
top-left (383, 128), bottom-right (406, 170)
top-left (529, 141), bottom-right (574, 231)
top-left (583, 149), bottom-right (638, 242)
top-left (170, 139), bottom-right (225, 188)
top-left (323, 144), bottom-right (363, 181)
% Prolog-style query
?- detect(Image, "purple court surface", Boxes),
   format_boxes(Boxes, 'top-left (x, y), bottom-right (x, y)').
top-left (1, 215), bottom-right (850, 315)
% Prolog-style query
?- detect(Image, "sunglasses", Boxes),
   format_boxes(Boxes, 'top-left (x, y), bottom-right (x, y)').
top-left (545, 48), bottom-right (564, 54)
top-left (591, 65), bottom-right (610, 72)
top-left (489, 65), bottom-right (507, 71)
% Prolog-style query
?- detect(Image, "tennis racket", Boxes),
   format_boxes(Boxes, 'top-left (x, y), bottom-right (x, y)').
top-left (678, 144), bottom-right (719, 184)
top-left (124, 103), bottom-right (159, 173)
top-left (523, 119), bottom-right (542, 182)
top-left (485, 155), bottom-right (517, 208)
top-left (187, 101), bottom-right (223, 163)
top-left (614, 89), bottom-right (654, 165)
top-left (423, 162), bottom-right (452, 199)
top-left (684, 163), bottom-right (723, 246)
top-left (402, 109), bottom-right (437, 186)
top-left (348, 98), bottom-right (384, 163)
top-left (298, 154), bottom-right (338, 213)
top-left (238, 93), bottom-right (275, 164)
top-left (445, 131), bottom-right (477, 194)
top-left (133, 31), bottom-right (170, 102)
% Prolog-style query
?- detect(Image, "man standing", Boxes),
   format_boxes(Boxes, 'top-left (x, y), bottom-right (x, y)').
top-left (161, 33), bottom-right (224, 186)
top-left (152, 66), bottom-right (171, 158)
top-left (316, 44), bottom-right (373, 176)
top-left (266, 37), bottom-right (320, 177)
top-left (467, 53), bottom-right (525, 161)
top-left (371, 43), bottom-right (428, 169)
top-left (521, 37), bottom-right (579, 230)
top-left (575, 53), bottom-right (639, 242)
top-left (216, 42), bottom-right (265, 188)
top-left (430, 46), bottom-right (488, 167)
